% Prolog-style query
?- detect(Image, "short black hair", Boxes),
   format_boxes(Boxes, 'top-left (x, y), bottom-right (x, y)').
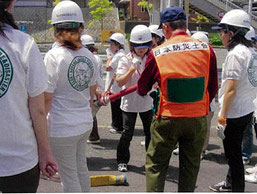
top-left (165, 19), bottom-right (186, 31)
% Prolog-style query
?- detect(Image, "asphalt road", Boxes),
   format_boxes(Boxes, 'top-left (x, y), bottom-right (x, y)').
top-left (37, 102), bottom-right (257, 192)
top-left (37, 48), bottom-right (257, 192)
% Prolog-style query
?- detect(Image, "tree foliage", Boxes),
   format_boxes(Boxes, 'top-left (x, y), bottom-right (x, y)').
top-left (53, 0), bottom-right (61, 6)
top-left (138, 0), bottom-right (153, 13)
top-left (88, 0), bottom-right (113, 30)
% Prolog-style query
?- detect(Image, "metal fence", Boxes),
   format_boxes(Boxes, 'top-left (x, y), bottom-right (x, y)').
top-left (13, 7), bottom-right (120, 44)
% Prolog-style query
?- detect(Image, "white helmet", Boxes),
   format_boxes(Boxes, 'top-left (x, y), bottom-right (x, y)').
top-left (148, 25), bottom-right (164, 38)
top-left (51, 0), bottom-right (84, 25)
top-left (219, 9), bottom-right (251, 29)
top-left (81, 34), bottom-right (95, 46)
top-left (106, 33), bottom-right (125, 46)
top-left (245, 26), bottom-right (256, 40)
top-left (192, 31), bottom-right (209, 43)
top-left (130, 25), bottom-right (152, 44)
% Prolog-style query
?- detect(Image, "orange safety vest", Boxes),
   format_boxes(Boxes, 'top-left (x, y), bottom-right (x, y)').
top-left (153, 34), bottom-right (210, 118)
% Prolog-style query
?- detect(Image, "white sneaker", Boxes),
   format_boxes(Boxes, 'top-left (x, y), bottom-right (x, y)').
top-left (118, 163), bottom-right (128, 172)
top-left (173, 147), bottom-right (179, 155)
top-left (246, 165), bottom-right (257, 174)
top-left (245, 172), bottom-right (257, 183)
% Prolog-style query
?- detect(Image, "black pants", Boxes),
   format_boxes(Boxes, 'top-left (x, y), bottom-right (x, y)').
top-left (0, 164), bottom-right (40, 193)
top-left (224, 112), bottom-right (253, 192)
top-left (117, 110), bottom-right (153, 164)
top-left (88, 116), bottom-right (100, 140)
top-left (110, 98), bottom-right (123, 131)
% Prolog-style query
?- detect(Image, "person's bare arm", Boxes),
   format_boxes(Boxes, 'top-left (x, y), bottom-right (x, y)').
top-left (90, 84), bottom-right (97, 106)
top-left (29, 93), bottom-right (58, 178)
top-left (219, 79), bottom-right (238, 120)
top-left (44, 92), bottom-right (54, 114)
top-left (116, 67), bottom-right (136, 87)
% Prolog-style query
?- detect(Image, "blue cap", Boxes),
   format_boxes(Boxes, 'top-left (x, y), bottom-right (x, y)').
top-left (133, 42), bottom-right (151, 49)
top-left (106, 39), bottom-right (114, 43)
top-left (252, 36), bottom-right (257, 41)
top-left (211, 24), bottom-right (224, 30)
top-left (158, 6), bottom-right (186, 29)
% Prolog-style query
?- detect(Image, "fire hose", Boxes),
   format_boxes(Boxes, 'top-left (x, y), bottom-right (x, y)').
top-left (95, 84), bottom-right (138, 107)
top-left (91, 85), bottom-right (138, 117)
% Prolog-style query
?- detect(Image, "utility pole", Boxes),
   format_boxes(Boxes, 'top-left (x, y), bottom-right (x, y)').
top-left (249, 0), bottom-right (253, 15)
top-left (184, 0), bottom-right (189, 28)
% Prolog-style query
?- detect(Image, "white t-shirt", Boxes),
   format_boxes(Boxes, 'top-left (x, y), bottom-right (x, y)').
top-left (0, 25), bottom-right (48, 176)
top-left (44, 46), bottom-right (97, 137)
top-left (116, 52), bottom-right (153, 112)
top-left (105, 49), bottom-right (125, 93)
top-left (218, 44), bottom-right (257, 118)
top-left (94, 54), bottom-right (105, 92)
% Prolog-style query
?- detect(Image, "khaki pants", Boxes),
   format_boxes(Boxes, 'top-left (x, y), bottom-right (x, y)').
top-left (146, 116), bottom-right (207, 192)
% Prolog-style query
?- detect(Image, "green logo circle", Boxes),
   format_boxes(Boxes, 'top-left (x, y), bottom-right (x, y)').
top-left (68, 56), bottom-right (94, 91)
top-left (0, 48), bottom-right (13, 98)
top-left (248, 54), bottom-right (257, 87)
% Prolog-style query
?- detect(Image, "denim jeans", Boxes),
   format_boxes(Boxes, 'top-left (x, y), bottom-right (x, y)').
top-left (242, 115), bottom-right (253, 159)
top-left (117, 110), bottom-right (153, 164)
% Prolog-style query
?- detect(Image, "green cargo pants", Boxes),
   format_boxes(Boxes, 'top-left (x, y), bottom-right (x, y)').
top-left (145, 116), bottom-right (207, 192)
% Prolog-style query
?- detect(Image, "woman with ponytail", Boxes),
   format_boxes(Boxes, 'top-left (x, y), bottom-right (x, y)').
top-left (0, 0), bottom-right (58, 192)
top-left (44, 1), bottom-right (97, 192)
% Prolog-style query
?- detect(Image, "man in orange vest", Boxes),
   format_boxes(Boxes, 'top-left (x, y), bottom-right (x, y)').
top-left (137, 6), bottom-right (218, 192)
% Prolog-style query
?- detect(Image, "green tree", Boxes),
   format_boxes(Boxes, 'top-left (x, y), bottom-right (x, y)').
top-left (88, 0), bottom-right (113, 30)
top-left (53, 0), bottom-right (61, 6)
top-left (138, 0), bottom-right (153, 18)
top-left (190, 9), bottom-right (209, 30)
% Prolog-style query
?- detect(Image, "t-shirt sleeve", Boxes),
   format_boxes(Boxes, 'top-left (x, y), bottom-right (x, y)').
top-left (109, 54), bottom-right (121, 69)
top-left (225, 53), bottom-right (244, 80)
top-left (44, 52), bottom-right (59, 93)
top-left (116, 56), bottom-right (130, 76)
top-left (89, 54), bottom-right (97, 86)
top-left (25, 39), bottom-right (48, 97)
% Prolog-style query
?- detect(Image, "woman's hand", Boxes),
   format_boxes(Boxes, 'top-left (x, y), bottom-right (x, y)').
top-left (39, 150), bottom-right (58, 178)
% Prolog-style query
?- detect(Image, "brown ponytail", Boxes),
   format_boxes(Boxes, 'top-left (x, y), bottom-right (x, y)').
top-left (0, 0), bottom-right (18, 37)
top-left (54, 26), bottom-right (83, 51)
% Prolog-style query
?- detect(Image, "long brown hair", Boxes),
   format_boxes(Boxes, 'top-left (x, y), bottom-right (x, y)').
top-left (0, 0), bottom-right (18, 38)
top-left (54, 25), bottom-right (84, 51)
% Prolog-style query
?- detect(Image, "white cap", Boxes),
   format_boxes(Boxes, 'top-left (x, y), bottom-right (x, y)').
top-left (148, 25), bottom-right (164, 38)
top-left (106, 33), bottom-right (125, 46)
top-left (213, 9), bottom-right (251, 30)
top-left (192, 31), bottom-right (209, 42)
top-left (51, 0), bottom-right (84, 25)
top-left (81, 34), bottom-right (95, 46)
top-left (130, 25), bottom-right (152, 44)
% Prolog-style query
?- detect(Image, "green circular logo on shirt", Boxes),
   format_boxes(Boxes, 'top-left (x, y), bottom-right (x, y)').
top-left (248, 54), bottom-right (257, 87)
top-left (68, 56), bottom-right (94, 91)
top-left (0, 48), bottom-right (13, 98)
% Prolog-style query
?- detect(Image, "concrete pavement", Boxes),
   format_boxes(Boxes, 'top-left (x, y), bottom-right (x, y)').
top-left (37, 103), bottom-right (257, 192)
